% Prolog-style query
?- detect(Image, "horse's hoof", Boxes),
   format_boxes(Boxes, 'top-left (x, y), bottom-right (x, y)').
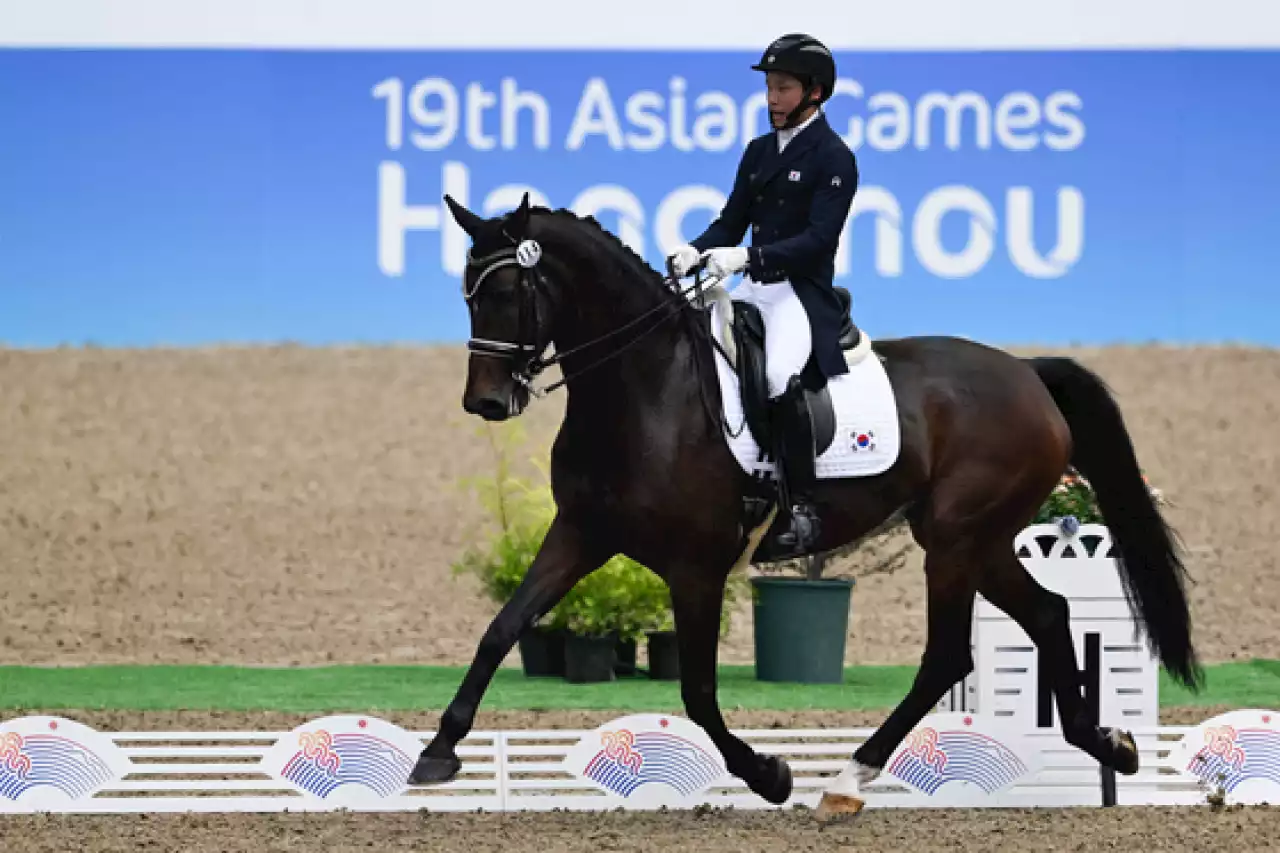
top-left (1108, 728), bottom-right (1141, 775)
top-left (750, 755), bottom-right (793, 805)
top-left (407, 752), bottom-right (462, 786)
top-left (815, 792), bottom-right (866, 823)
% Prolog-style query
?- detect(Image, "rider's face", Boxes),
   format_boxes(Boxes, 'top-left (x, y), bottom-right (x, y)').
top-left (766, 72), bottom-right (813, 128)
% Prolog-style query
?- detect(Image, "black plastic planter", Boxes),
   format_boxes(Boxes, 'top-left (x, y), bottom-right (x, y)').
top-left (516, 626), bottom-right (565, 678)
top-left (646, 630), bottom-right (680, 680)
top-left (564, 633), bottom-right (617, 683)
top-left (615, 637), bottom-right (638, 677)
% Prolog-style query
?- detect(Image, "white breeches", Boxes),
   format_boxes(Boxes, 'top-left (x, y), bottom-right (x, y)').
top-left (732, 276), bottom-right (812, 398)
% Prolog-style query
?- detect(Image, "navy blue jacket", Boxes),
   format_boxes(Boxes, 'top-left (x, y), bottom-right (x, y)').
top-left (690, 111), bottom-right (858, 381)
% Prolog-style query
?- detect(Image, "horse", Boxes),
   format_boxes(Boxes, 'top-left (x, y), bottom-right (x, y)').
top-left (407, 192), bottom-right (1202, 819)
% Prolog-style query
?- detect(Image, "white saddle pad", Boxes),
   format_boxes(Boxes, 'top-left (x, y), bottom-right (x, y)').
top-left (707, 293), bottom-right (901, 481)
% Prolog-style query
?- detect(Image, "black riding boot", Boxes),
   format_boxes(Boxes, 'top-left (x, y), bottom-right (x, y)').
top-left (771, 375), bottom-right (821, 556)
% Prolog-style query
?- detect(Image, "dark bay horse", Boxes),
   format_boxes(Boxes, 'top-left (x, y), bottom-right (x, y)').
top-left (408, 193), bottom-right (1202, 818)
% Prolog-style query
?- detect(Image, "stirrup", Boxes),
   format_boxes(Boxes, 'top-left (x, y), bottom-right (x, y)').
top-left (775, 502), bottom-right (821, 551)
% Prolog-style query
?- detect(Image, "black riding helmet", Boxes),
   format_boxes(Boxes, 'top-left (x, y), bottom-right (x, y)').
top-left (752, 33), bottom-right (836, 129)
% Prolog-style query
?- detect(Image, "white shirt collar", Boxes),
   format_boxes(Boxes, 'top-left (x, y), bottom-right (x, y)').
top-left (777, 109), bottom-right (821, 152)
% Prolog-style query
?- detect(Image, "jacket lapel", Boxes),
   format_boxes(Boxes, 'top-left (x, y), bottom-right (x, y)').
top-left (749, 140), bottom-right (781, 194)
top-left (750, 113), bottom-right (828, 193)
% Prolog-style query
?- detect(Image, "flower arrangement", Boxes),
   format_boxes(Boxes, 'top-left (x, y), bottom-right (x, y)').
top-left (1033, 467), bottom-right (1168, 535)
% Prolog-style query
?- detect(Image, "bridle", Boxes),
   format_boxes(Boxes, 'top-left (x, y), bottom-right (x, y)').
top-left (462, 236), bottom-right (551, 395)
top-left (462, 230), bottom-right (721, 400)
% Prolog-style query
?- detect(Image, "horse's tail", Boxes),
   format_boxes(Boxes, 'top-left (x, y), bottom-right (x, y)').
top-left (1026, 356), bottom-right (1204, 692)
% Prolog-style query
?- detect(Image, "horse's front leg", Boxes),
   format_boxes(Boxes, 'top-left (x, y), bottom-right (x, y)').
top-left (409, 516), bottom-right (598, 785)
top-left (670, 570), bottom-right (793, 805)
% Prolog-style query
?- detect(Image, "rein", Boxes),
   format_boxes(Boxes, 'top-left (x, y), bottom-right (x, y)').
top-left (463, 235), bottom-right (725, 400)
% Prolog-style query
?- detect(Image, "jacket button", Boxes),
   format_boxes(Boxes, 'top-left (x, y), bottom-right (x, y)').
top-left (752, 225), bottom-right (760, 233)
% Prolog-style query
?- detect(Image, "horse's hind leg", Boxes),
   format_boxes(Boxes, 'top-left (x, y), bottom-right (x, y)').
top-left (975, 549), bottom-right (1141, 775)
top-left (816, 542), bottom-right (977, 819)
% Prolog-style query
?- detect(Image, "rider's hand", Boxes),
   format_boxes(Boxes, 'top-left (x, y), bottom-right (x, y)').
top-left (701, 246), bottom-right (749, 278)
top-left (667, 245), bottom-right (701, 277)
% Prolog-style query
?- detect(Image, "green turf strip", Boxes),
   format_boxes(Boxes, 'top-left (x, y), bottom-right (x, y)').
top-left (0, 661), bottom-right (1277, 714)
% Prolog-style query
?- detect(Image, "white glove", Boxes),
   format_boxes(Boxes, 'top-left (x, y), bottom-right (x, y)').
top-left (667, 244), bottom-right (701, 277)
top-left (701, 246), bottom-right (749, 278)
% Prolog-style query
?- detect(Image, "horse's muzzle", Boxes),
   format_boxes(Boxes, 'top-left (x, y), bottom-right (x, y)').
top-left (463, 393), bottom-right (511, 422)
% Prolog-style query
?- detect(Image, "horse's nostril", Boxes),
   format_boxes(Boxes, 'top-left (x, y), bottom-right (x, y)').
top-left (464, 395), bottom-right (509, 421)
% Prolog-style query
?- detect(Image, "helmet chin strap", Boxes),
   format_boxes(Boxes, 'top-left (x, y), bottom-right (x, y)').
top-left (779, 82), bottom-right (822, 129)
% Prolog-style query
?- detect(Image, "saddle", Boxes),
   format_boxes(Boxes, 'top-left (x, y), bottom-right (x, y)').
top-left (724, 285), bottom-right (865, 461)
top-left (699, 283), bottom-right (879, 563)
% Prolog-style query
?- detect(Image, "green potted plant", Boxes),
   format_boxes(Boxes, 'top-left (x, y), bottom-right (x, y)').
top-left (450, 422), bottom-right (569, 677)
top-left (642, 577), bottom-right (742, 681)
top-left (453, 421), bottom-right (748, 684)
top-left (611, 558), bottom-right (668, 679)
top-left (556, 554), bottom-right (675, 683)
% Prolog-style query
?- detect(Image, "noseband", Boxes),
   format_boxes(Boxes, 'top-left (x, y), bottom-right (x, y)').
top-left (463, 231), bottom-right (722, 398)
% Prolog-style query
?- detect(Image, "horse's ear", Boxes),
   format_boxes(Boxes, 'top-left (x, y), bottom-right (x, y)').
top-left (444, 194), bottom-right (484, 237)
top-left (507, 192), bottom-right (532, 239)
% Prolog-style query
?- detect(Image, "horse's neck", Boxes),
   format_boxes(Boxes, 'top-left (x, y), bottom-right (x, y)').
top-left (543, 232), bottom-right (702, 426)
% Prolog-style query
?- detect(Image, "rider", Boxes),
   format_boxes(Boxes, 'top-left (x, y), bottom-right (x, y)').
top-left (668, 32), bottom-right (858, 556)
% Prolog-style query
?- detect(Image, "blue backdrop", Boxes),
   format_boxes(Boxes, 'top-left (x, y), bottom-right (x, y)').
top-left (1, 48), bottom-right (1277, 347)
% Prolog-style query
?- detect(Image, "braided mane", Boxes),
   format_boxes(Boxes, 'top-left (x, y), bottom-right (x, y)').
top-left (533, 207), bottom-right (671, 294)
top-left (525, 206), bottom-right (720, 427)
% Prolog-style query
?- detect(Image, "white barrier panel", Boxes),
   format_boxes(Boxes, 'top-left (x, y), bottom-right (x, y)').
top-left (938, 524), bottom-right (1159, 734)
top-left (3, 709), bottom-right (1277, 814)
top-left (1, 521), bottom-right (1268, 815)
